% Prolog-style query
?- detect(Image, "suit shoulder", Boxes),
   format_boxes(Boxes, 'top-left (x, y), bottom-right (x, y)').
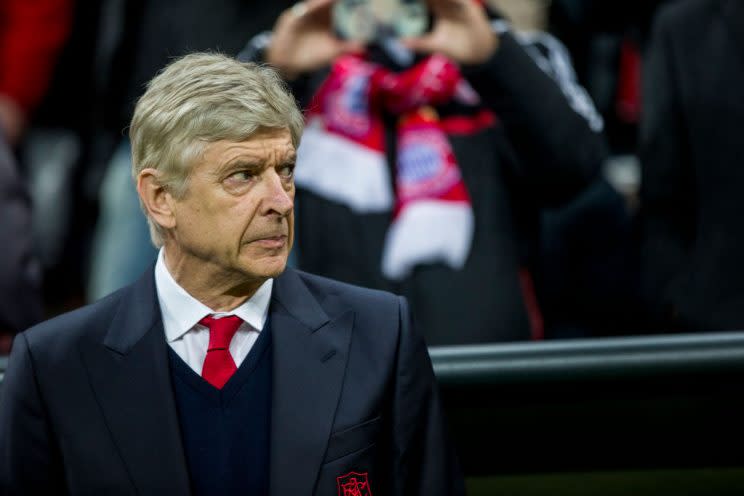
top-left (21, 288), bottom-right (124, 356)
top-left (294, 270), bottom-right (401, 308)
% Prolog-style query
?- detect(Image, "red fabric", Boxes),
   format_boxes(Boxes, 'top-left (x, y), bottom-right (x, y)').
top-left (378, 55), bottom-right (461, 114)
top-left (308, 54), bottom-right (483, 217)
top-left (305, 53), bottom-right (495, 280)
top-left (394, 108), bottom-right (470, 216)
top-left (518, 268), bottom-right (544, 340)
top-left (440, 109), bottom-right (497, 135)
top-left (199, 315), bottom-right (243, 389)
top-left (615, 37), bottom-right (642, 124)
top-left (307, 55), bottom-right (386, 152)
top-left (0, 0), bottom-right (73, 113)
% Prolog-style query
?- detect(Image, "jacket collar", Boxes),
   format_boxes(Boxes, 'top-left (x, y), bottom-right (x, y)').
top-left (102, 264), bottom-right (162, 354)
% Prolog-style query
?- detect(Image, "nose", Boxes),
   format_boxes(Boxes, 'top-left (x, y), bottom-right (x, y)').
top-left (261, 169), bottom-right (293, 218)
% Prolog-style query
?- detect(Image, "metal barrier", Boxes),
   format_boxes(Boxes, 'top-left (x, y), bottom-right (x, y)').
top-left (431, 331), bottom-right (744, 384)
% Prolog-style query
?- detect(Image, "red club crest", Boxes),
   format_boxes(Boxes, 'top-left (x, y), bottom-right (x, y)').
top-left (337, 471), bottom-right (373, 496)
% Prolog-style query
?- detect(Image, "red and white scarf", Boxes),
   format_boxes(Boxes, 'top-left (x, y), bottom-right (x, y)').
top-left (296, 53), bottom-right (494, 280)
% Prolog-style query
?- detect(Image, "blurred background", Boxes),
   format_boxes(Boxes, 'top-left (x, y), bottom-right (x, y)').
top-left (4, 0), bottom-right (744, 493)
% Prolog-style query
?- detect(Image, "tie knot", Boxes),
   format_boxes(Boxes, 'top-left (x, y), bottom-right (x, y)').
top-left (199, 315), bottom-right (243, 350)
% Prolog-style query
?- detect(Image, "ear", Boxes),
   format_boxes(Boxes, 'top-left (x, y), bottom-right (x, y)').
top-left (137, 168), bottom-right (177, 231)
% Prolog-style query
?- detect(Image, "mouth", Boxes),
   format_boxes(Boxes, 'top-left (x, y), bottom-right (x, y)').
top-left (252, 234), bottom-right (288, 249)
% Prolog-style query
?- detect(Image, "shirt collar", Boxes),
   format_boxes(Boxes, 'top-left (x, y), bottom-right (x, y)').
top-left (154, 248), bottom-right (273, 343)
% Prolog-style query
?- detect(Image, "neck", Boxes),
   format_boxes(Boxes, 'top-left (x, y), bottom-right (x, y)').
top-left (162, 245), bottom-right (265, 312)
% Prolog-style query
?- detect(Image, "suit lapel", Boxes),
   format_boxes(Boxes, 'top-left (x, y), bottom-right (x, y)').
top-left (269, 269), bottom-right (355, 495)
top-left (79, 269), bottom-right (191, 494)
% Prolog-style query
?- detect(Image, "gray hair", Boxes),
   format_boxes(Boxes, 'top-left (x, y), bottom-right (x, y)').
top-left (129, 52), bottom-right (304, 247)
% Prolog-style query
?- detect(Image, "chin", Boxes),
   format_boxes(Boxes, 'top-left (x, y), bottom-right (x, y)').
top-left (243, 255), bottom-right (288, 280)
top-left (264, 263), bottom-right (288, 278)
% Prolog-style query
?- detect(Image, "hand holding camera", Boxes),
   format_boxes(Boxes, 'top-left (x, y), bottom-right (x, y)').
top-left (401, 0), bottom-right (498, 65)
top-left (266, 0), bottom-right (365, 81)
top-left (267, 0), bottom-right (498, 80)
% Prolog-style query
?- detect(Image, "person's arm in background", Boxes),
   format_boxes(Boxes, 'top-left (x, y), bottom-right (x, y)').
top-left (0, 139), bottom-right (43, 352)
top-left (0, 0), bottom-right (73, 145)
top-left (404, 0), bottom-right (607, 205)
top-left (637, 6), bottom-right (695, 327)
top-left (237, 0), bottom-right (363, 105)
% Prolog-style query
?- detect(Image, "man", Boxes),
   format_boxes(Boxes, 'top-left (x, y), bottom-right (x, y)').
top-left (0, 53), bottom-right (464, 494)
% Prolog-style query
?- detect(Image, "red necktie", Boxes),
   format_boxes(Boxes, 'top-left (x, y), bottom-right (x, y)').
top-left (199, 315), bottom-right (243, 389)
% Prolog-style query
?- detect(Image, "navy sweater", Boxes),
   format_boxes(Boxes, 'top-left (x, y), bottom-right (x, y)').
top-left (169, 323), bottom-right (272, 495)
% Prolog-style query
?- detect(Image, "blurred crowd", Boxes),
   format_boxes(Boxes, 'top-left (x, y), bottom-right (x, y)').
top-left (2, 0), bottom-right (742, 351)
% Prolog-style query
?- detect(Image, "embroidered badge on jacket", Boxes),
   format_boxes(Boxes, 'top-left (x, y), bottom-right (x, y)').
top-left (337, 471), bottom-right (373, 496)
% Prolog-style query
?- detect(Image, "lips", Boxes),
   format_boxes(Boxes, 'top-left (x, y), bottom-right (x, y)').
top-left (252, 234), bottom-right (287, 249)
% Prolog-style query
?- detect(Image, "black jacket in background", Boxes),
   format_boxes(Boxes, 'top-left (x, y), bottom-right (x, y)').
top-left (639, 0), bottom-right (744, 332)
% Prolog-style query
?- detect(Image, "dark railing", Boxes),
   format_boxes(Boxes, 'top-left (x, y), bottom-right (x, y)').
top-left (431, 332), bottom-right (744, 494)
top-left (430, 332), bottom-right (744, 385)
top-left (3, 333), bottom-right (744, 494)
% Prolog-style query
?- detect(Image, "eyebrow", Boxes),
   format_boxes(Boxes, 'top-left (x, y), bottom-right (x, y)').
top-left (216, 159), bottom-right (263, 175)
top-left (225, 158), bottom-right (261, 168)
top-left (216, 153), bottom-right (297, 176)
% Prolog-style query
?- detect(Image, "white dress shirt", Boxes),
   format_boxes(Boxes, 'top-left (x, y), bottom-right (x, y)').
top-left (154, 249), bottom-right (273, 375)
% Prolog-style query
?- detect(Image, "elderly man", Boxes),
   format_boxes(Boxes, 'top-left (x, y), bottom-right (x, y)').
top-left (0, 53), bottom-right (464, 495)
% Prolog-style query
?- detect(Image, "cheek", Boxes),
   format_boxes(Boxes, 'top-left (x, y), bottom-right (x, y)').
top-left (176, 203), bottom-right (204, 233)
top-left (287, 212), bottom-right (295, 240)
top-left (234, 199), bottom-right (263, 237)
top-left (180, 199), bottom-right (239, 241)
top-left (189, 205), bottom-right (221, 234)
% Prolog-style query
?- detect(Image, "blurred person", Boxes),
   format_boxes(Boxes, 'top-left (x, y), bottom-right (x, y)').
top-left (0, 0), bottom-right (72, 145)
top-left (241, 0), bottom-right (607, 344)
top-left (0, 0), bottom-right (75, 330)
top-left (0, 137), bottom-right (42, 352)
top-left (0, 53), bottom-right (464, 495)
top-left (489, 0), bottom-right (640, 338)
top-left (639, 0), bottom-right (744, 332)
top-left (548, 0), bottom-right (671, 154)
top-left (0, 0), bottom-right (70, 350)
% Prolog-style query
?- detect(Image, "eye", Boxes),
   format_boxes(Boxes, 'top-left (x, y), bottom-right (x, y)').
top-left (230, 170), bottom-right (254, 182)
top-left (222, 169), bottom-right (257, 193)
top-left (278, 163), bottom-right (295, 179)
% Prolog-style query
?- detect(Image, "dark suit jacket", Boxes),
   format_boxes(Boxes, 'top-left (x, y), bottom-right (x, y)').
top-left (0, 267), bottom-right (464, 495)
top-left (639, 0), bottom-right (744, 331)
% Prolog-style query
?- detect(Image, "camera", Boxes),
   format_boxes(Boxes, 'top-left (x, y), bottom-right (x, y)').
top-left (333, 0), bottom-right (429, 43)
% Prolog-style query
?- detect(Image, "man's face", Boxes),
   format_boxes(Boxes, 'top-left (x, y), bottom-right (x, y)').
top-left (169, 128), bottom-right (296, 283)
